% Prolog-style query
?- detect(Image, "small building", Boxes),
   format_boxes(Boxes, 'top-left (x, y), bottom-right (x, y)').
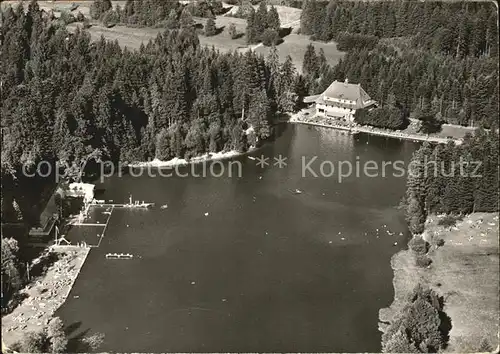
top-left (305, 79), bottom-right (377, 123)
top-left (29, 189), bottom-right (59, 241)
top-left (66, 183), bottom-right (95, 204)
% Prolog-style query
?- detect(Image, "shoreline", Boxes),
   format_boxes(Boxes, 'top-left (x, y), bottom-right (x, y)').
top-left (379, 213), bottom-right (499, 352)
top-left (1, 246), bottom-right (91, 347)
top-left (289, 116), bottom-right (463, 145)
top-left (128, 149), bottom-right (252, 168)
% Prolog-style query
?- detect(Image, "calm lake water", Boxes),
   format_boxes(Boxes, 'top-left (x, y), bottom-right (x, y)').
top-left (57, 124), bottom-right (418, 352)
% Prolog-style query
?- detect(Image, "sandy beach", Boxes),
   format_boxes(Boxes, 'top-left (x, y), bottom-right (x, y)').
top-left (128, 149), bottom-right (256, 168)
top-left (1, 247), bottom-right (90, 347)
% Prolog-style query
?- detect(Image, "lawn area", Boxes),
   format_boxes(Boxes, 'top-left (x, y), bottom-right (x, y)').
top-left (195, 16), bottom-right (248, 52)
top-left (255, 34), bottom-right (345, 73)
top-left (434, 123), bottom-right (477, 139)
top-left (67, 22), bottom-right (163, 50)
top-left (65, 17), bottom-right (249, 52)
top-left (404, 119), bottom-right (478, 140)
top-left (380, 213), bottom-right (500, 352)
top-left (1, 1), bottom-right (127, 15)
top-left (224, 4), bottom-right (302, 27)
top-left (3, 1), bottom-right (342, 71)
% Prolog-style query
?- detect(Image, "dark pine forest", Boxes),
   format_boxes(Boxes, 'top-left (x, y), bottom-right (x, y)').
top-left (300, 0), bottom-right (498, 130)
top-left (1, 1), bottom-right (299, 220)
top-left (1, 0), bottom-right (498, 322)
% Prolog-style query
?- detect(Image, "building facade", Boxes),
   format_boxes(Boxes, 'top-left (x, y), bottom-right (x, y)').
top-left (306, 79), bottom-right (377, 123)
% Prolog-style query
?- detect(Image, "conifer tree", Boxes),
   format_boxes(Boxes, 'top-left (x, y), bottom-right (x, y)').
top-left (249, 89), bottom-right (271, 140)
top-left (255, 1), bottom-right (268, 39)
top-left (166, 9), bottom-right (179, 29)
top-left (47, 317), bottom-right (68, 353)
top-left (302, 43), bottom-right (318, 78)
top-left (267, 5), bottom-right (280, 32)
top-left (205, 17), bottom-right (216, 36)
top-left (156, 128), bottom-right (172, 161)
top-left (246, 8), bottom-right (258, 44)
top-left (406, 148), bottom-right (427, 234)
top-left (228, 23), bottom-right (238, 39)
top-left (180, 8), bottom-right (194, 29)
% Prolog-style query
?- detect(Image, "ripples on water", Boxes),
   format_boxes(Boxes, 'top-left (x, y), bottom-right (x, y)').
top-left (57, 125), bottom-right (418, 352)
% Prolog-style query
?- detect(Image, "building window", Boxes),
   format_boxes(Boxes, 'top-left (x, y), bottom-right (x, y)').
top-left (319, 108), bottom-right (325, 113)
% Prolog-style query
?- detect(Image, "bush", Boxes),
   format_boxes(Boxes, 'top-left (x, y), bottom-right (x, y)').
top-left (75, 11), bottom-right (85, 22)
top-left (14, 331), bottom-right (48, 353)
top-left (416, 254), bottom-right (432, 268)
top-left (83, 18), bottom-right (92, 29)
top-left (233, 3), bottom-right (254, 19)
top-left (261, 28), bottom-right (280, 46)
top-left (59, 11), bottom-right (76, 25)
top-left (382, 284), bottom-right (447, 352)
top-left (89, 0), bottom-right (112, 20)
top-left (354, 105), bottom-right (407, 130)
top-left (429, 232), bottom-right (445, 248)
top-left (204, 18), bottom-right (216, 36)
top-left (228, 23), bottom-right (238, 39)
top-left (409, 236), bottom-right (428, 255)
top-left (47, 317), bottom-right (68, 353)
top-left (81, 332), bottom-right (105, 351)
top-left (418, 114), bottom-right (442, 134)
top-left (437, 214), bottom-right (462, 228)
top-left (477, 337), bottom-right (493, 352)
top-left (101, 10), bottom-right (119, 27)
top-left (11, 319), bottom-right (102, 353)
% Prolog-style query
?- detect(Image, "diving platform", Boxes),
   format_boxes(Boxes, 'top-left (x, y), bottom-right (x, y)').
top-left (90, 195), bottom-right (154, 209)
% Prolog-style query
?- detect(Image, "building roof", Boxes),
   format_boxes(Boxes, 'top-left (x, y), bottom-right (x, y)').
top-left (319, 80), bottom-right (374, 109)
top-left (303, 95), bottom-right (320, 104)
top-left (66, 183), bottom-right (95, 203)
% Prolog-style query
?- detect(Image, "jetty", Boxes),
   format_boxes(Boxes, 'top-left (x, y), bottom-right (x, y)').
top-left (106, 253), bottom-right (134, 259)
top-left (90, 195), bottom-right (154, 209)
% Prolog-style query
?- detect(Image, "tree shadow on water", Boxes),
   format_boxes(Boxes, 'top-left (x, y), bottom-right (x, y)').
top-left (66, 328), bottom-right (90, 353)
top-left (64, 321), bottom-right (82, 336)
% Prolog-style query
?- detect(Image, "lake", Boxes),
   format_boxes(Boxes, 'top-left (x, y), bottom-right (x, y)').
top-left (57, 124), bottom-right (418, 352)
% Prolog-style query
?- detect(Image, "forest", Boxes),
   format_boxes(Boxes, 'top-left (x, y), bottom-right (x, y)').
top-left (1, 0), bottom-right (499, 321)
top-left (1, 0), bottom-right (300, 304)
top-left (246, 2), bottom-right (281, 45)
top-left (89, 0), bottom-right (225, 28)
top-left (405, 129), bottom-right (499, 235)
top-left (300, 0), bottom-right (499, 129)
top-left (1, 2), bottom-right (299, 220)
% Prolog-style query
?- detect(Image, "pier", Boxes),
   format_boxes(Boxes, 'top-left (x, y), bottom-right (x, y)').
top-left (106, 253), bottom-right (134, 259)
top-left (67, 195), bottom-right (154, 249)
top-left (90, 195), bottom-right (154, 209)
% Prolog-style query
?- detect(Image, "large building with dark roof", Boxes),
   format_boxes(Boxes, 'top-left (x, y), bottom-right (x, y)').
top-left (305, 79), bottom-right (377, 122)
